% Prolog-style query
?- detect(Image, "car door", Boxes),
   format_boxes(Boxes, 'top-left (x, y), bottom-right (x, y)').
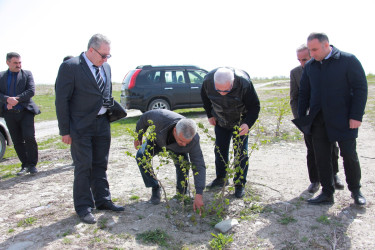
top-left (187, 69), bottom-right (207, 106)
top-left (161, 70), bottom-right (190, 108)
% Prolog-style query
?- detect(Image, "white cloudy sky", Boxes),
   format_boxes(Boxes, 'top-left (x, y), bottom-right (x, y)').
top-left (0, 0), bottom-right (374, 84)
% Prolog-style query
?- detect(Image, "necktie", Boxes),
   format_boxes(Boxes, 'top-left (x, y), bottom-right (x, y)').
top-left (93, 65), bottom-right (105, 93)
top-left (9, 72), bottom-right (16, 96)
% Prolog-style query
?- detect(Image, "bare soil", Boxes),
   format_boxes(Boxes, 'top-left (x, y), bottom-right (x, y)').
top-left (1, 84), bottom-right (374, 250)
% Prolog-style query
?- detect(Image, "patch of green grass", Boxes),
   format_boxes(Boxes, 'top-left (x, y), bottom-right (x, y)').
top-left (62, 237), bottom-right (72, 244)
top-left (38, 136), bottom-right (65, 150)
top-left (0, 162), bottom-right (21, 179)
top-left (209, 233), bottom-right (233, 250)
top-left (98, 218), bottom-right (108, 229)
top-left (33, 94), bottom-right (56, 122)
top-left (316, 215), bottom-right (331, 225)
top-left (8, 228), bottom-right (15, 233)
top-left (136, 228), bottom-right (171, 247)
top-left (17, 217), bottom-right (37, 227)
top-left (3, 145), bottom-right (17, 159)
top-left (111, 116), bottom-right (139, 138)
top-left (130, 195), bottom-right (140, 201)
top-left (278, 214), bottom-right (297, 225)
top-left (62, 230), bottom-right (71, 237)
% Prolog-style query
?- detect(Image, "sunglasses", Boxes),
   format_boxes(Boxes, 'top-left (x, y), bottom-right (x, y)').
top-left (92, 47), bottom-right (112, 59)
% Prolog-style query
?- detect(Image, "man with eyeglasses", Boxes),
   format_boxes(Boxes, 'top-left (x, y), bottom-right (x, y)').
top-left (55, 34), bottom-right (124, 224)
top-left (201, 67), bottom-right (260, 198)
top-left (290, 45), bottom-right (344, 194)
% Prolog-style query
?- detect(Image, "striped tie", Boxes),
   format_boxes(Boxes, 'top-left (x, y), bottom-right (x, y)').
top-left (93, 65), bottom-right (105, 93)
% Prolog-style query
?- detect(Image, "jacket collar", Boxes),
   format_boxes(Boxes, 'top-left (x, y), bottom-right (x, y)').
top-left (311, 45), bottom-right (340, 65)
top-left (330, 45), bottom-right (340, 59)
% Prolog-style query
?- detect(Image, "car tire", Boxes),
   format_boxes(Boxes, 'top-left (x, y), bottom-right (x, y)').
top-left (148, 99), bottom-right (170, 111)
top-left (0, 132), bottom-right (6, 160)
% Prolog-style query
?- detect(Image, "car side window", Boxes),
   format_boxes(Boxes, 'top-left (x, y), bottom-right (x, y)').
top-left (145, 71), bottom-right (161, 83)
top-left (188, 70), bottom-right (207, 84)
top-left (165, 71), bottom-right (185, 84)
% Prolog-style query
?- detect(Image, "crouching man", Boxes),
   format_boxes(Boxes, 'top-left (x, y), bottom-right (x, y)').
top-left (134, 109), bottom-right (205, 213)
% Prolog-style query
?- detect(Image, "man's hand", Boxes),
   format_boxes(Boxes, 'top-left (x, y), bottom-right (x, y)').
top-left (134, 139), bottom-right (142, 150)
top-left (193, 194), bottom-right (204, 216)
top-left (349, 119), bottom-right (362, 129)
top-left (7, 97), bottom-right (19, 106)
top-left (208, 117), bottom-right (216, 126)
top-left (62, 135), bottom-right (72, 144)
top-left (239, 123), bottom-right (249, 136)
top-left (6, 104), bottom-right (13, 110)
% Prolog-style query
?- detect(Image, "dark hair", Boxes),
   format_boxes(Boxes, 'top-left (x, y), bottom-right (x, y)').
top-left (307, 32), bottom-right (329, 43)
top-left (6, 52), bottom-right (20, 61)
top-left (63, 56), bottom-right (73, 62)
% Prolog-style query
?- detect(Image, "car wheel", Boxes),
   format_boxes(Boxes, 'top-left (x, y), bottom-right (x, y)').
top-left (148, 99), bottom-right (170, 111)
top-left (0, 132), bottom-right (6, 160)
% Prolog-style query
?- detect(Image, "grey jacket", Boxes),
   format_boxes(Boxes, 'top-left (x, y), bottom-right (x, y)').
top-left (290, 65), bottom-right (303, 119)
top-left (136, 109), bottom-right (206, 194)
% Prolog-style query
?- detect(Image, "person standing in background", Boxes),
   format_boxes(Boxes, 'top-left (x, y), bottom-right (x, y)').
top-left (0, 52), bottom-right (40, 176)
top-left (290, 45), bottom-right (344, 193)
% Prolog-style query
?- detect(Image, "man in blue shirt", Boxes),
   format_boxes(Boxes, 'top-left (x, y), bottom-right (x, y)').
top-left (0, 52), bottom-right (40, 175)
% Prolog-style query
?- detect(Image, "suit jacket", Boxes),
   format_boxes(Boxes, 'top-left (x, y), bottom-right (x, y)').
top-left (298, 46), bottom-right (368, 142)
top-left (55, 52), bottom-right (113, 137)
top-left (290, 65), bottom-right (303, 119)
top-left (135, 109), bottom-right (206, 194)
top-left (0, 69), bottom-right (41, 117)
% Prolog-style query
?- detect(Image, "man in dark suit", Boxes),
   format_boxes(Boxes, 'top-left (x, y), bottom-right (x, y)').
top-left (290, 45), bottom-right (343, 193)
top-left (298, 33), bottom-right (368, 206)
top-left (55, 34), bottom-right (124, 224)
top-left (134, 109), bottom-right (205, 214)
top-left (0, 52), bottom-right (40, 176)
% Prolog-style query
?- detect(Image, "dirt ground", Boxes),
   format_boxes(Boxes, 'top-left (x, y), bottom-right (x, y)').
top-left (1, 85), bottom-right (374, 249)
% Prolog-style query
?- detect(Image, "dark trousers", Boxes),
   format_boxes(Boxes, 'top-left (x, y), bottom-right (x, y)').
top-left (311, 112), bottom-right (361, 196)
top-left (136, 140), bottom-right (189, 192)
top-left (3, 110), bottom-right (38, 168)
top-left (214, 125), bottom-right (249, 186)
top-left (71, 116), bottom-right (111, 217)
top-left (304, 134), bottom-right (339, 183)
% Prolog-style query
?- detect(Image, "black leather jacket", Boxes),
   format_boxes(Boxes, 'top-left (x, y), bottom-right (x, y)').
top-left (201, 67), bottom-right (260, 129)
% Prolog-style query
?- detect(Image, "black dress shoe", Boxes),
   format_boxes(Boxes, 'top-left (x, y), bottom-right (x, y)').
top-left (206, 178), bottom-right (229, 189)
top-left (150, 186), bottom-right (161, 205)
top-left (27, 166), bottom-right (38, 175)
top-left (80, 213), bottom-right (96, 224)
top-left (307, 192), bottom-right (334, 205)
top-left (351, 191), bottom-right (366, 206)
top-left (334, 175), bottom-right (344, 190)
top-left (307, 182), bottom-right (320, 193)
top-left (234, 185), bottom-right (245, 198)
top-left (97, 202), bottom-right (125, 212)
top-left (17, 168), bottom-right (28, 176)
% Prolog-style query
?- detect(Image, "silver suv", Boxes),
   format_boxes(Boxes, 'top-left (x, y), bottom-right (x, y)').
top-left (0, 117), bottom-right (12, 160)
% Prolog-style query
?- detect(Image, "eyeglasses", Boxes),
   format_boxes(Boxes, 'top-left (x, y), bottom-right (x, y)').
top-left (92, 47), bottom-right (112, 59)
top-left (214, 83), bottom-right (232, 93)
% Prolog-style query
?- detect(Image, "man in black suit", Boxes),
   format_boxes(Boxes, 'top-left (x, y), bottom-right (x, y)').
top-left (55, 34), bottom-right (124, 224)
top-left (290, 45), bottom-right (344, 193)
top-left (298, 33), bottom-right (368, 206)
top-left (0, 52), bottom-right (40, 176)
